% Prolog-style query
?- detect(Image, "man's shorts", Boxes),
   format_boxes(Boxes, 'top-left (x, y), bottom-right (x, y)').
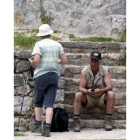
top-left (34, 72), bottom-right (58, 108)
top-left (82, 94), bottom-right (106, 108)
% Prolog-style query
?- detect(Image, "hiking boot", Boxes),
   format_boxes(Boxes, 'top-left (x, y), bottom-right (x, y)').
top-left (105, 115), bottom-right (113, 131)
top-left (73, 116), bottom-right (80, 132)
top-left (42, 123), bottom-right (50, 137)
top-left (30, 121), bottom-right (42, 133)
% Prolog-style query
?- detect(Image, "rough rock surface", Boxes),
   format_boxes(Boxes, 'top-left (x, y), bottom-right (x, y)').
top-left (14, 0), bottom-right (126, 39)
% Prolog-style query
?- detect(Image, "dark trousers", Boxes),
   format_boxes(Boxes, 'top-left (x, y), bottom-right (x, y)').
top-left (34, 72), bottom-right (58, 108)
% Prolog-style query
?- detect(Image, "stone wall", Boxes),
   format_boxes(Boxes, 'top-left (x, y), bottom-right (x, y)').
top-left (14, 0), bottom-right (126, 39)
top-left (14, 41), bottom-right (126, 130)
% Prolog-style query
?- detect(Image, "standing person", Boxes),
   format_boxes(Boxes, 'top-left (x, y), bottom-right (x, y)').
top-left (29, 24), bottom-right (67, 137)
top-left (73, 51), bottom-right (115, 132)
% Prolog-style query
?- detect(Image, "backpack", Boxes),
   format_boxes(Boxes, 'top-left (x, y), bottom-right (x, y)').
top-left (50, 107), bottom-right (69, 132)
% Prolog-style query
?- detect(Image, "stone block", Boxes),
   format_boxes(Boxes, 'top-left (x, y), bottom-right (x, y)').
top-left (55, 89), bottom-right (65, 103)
top-left (58, 76), bottom-right (65, 89)
top-left (14, 50), bottom-right (32, 59)
top-left (14, 84), bottom-right (31, 96)
top-left (14, 96), bottom-right (33, 115)
top-left (14, 96), bottom-right (23, 115)
top-left (117, 106), bottom-right (126, 114)
top-left (14, 74), bottom-right (24, 87)
top-left (14, 117), bottom-right (30, 131)
top-left (68, 119), bottom-right (126, 129)
top-left (16, 61), bottom-right (30, 73)
top-left (22, 96), bottom-right (33, 115)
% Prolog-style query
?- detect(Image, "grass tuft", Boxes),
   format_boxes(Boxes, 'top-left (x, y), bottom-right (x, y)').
top-left (69, 34), bottom-right (76, 38)
top-left (14, 35), bottom-right (61, 50)
top-left (14, 35), bottom-right (37, 50)
top-left (72, 36), bottom-right (122, 42)
top-left (54, 30), bottom-right (61, 33)
top-left (14, 132), bottom-right (26, 137)
top-left (14, 31), bottom-right (126, 50)
top-left (117, 50), bottom-right (126, 66)
top-left (117, 56), bottom-right (126, 66)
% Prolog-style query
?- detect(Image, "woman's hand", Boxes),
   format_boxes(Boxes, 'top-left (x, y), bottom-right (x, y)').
top-left (28, 58), bottom-right (33, 65)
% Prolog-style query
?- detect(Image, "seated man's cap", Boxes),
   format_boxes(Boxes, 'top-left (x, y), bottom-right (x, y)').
top-left (90, 51), bottom-right (101, 60)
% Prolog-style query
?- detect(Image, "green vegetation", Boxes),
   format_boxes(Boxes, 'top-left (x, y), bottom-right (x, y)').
top-left (119, 36), bottom-right (126, 42)
top-left (31, 29), bottom-right (38, 33)
top-left (120, 30), bottom-right (126, 42)
top-left (117, 50), bottom-right (126, 66)
top-left (14, 35), bottom-right (37, 50)
top-left (14, 132), bottom-right (26, 136)
top-left (40, 12), bottom-right (53, 24)
top-left (69, 34), bottom-right (76, 38)
top-left (14, 30), bottom-right (126, 50)
top-left (14, 35), bottom-right (60, 50)
top-left (117, 56), bottom-right (126, 66)
top-left (52, 36), bottom-right (60, 41)
top-left (71, 36), bottom-right (125, 42)
top-left (54, 30), bottom-right (61, 33)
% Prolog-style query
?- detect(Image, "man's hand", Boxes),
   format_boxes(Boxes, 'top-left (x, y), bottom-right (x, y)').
top-left (86, 89), bottom-right (93, 95)
top-left (93, 88), bottom-right (102, 95)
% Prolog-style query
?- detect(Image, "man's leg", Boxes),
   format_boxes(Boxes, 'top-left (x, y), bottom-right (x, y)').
top-left (73, 92), bottom-right (87, 132)
top-left (104, 91), bottom-right (115, 131)
top-left (74, 92), bottom-right (87, 115)
top-left (105, 91), bottom-right (115, 114)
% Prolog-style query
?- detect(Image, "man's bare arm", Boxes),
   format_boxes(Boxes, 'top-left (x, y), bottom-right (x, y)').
top-left (79, 73), bottom-right (92, 95)
top-left (99, 71), bottom-right (112, 94)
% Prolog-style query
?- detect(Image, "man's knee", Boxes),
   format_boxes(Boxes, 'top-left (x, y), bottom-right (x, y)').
top-left (107, 91), bottom-right (115, 100)
top-left (75, 92), bottom-right (83, 102)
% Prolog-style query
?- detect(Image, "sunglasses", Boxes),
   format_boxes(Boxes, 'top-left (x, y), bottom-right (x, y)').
top-left (91, 59), bottom-right (99, 62)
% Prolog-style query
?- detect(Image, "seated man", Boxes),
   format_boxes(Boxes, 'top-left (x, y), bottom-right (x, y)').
top-left (73, 50), bottom-right (115, 132)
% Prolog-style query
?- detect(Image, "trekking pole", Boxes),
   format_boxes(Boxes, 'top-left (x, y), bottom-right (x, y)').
top-left (15, 74), bottom-right (27, 132)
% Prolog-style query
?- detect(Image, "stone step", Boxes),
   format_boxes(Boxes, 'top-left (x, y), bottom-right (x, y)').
top-left (67, 53), bottom-right (125, 66)
top-left (64, 92), bottom-right (126, 106)
top-left (14, 117), bottom-right (126, 130)
top-left (69, 119), bottom-right (126, 129)
top-left (66, 53), bottom-right (123, 66)
top-left (60, 41), bottom-right (126, 54)
top-left (64, 78), bottom-right (126, 93)
top-left (64, 65), bottom-right (126, 79)
top-left (64, 105), bottom-right (126, 120)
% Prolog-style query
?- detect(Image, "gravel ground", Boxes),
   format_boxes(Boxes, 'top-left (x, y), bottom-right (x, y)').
top-left (14, 128), bottom-right (126, 140)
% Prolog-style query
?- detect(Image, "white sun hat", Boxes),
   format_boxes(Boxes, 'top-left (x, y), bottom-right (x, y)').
top-left (37, 24), bottom-right (54, 36)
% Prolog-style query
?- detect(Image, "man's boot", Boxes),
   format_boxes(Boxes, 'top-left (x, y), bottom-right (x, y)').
top-left (30, 121), bottom-right (42, 133)
top-left (42, 123), bottom-right (51, 137)
top-left (105, 115), bottom-right (113, 131)
top-left (73, 116), bottom-right (80, 132)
